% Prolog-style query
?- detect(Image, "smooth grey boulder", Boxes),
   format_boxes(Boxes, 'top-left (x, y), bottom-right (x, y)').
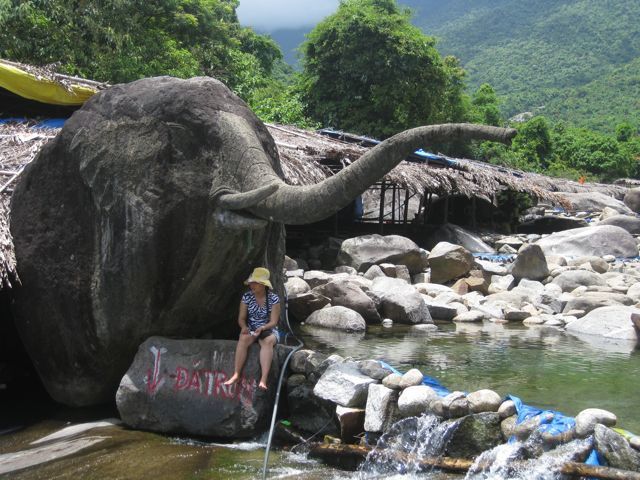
top-left (594, 424), bottom-right (640, 471)
top-left (305, 306), bottom-right (367, 332)
top-left (358, 360), bottom-right (394, 381)
top-left (303, 270), bottom-right (334, 289)
top-left (509, 244), bottom-right (549, 281)
top-left (567, 255), bottom-right (610, 273)
top-left (382, 373), bottom-right (403, 390)
top-left (424, 223), bottom-right (495, 253)
top-left (399, 368), bottom-right (424, 389)
top-left (314, 281), bottom-right (380, 322)
top-left (337, 234), bottom-right (427, 274)
top-left (599, 214), bottom-right (640, 234)
top-left (285, 276), bottom-right (311, 296)
top-left (288, 291), bottom-right (331, 321)
top-left (313, 361), bottom-right (377, 408)
top-left (518, 215), bottom-right (588, 234)
top-left (467, 389), bottom-right (502, 414)
top-left (398, 385), bottom-right (439, 417)
top-left (363, 264), bottom-right (386, 280)
top-left (562, 191), bottom-right (632, 214)
top-left (552, 270), bottom-right (607, 292)
top-left (536, 225), bottom-right (638, 258)
top-left (336, 406), bottom-right (365, 443)
top-left (116, 337), bottom-right (284, 438)
top-left (371, 277), bottom-right (432, 324)
top-left (624, 188), bottom-right (640, 213)
top-left (364, 384), bottom-right (399, 432)
top-left (562, 292), bottom-right (634, 314)
top-left (428, 242), bottom-right (474, 284)
top-left (566, 305), bottom-right (640, 341)
top-left (575, 408), bottom-right (617, 437)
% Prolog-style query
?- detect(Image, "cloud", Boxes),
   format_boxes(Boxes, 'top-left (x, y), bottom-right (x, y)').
top-left (237, 0), bottom-right (340, 31)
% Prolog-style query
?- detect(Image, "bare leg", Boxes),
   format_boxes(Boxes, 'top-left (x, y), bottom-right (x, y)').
top-left (257, 335), bottom-right (276, 389)
top-left (225, 332), bottom-right (256, 385)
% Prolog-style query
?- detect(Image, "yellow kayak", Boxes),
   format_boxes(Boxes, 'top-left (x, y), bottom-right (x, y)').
top-left (0, 60), bottom-right (97, 106)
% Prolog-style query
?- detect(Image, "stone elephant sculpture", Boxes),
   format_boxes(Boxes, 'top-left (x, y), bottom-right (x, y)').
top-left (10, 76), bottom-right (515, 406)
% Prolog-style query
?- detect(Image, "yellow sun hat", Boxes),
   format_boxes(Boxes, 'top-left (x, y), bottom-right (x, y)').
top-left (245, 267), bottom-right (273, 289)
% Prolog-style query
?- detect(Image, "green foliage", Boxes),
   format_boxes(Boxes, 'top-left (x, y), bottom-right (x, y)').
top-left (248, 77), bottom-right (319, 129)
top-left (469, 83), bottom-right (502, 126)
top-left (0, 0), bottom-right (280, 96)
top-left (403, 0), bottom-right (640, 133)
top-left (298, 0), bottom-right (462, 138)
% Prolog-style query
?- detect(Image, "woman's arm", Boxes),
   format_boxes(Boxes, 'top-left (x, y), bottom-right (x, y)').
top-left (238, 301), bottom-right (249, 334)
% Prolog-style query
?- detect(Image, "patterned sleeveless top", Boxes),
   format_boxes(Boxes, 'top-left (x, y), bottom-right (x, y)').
top-left (242, 290), bottom-right (280, 332)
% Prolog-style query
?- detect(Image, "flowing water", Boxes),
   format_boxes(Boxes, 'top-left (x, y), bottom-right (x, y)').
top-left (1, 320), bottom-right (638, 479)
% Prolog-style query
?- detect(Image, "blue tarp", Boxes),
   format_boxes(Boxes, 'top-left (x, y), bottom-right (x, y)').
top-left (378, 361), bottom-right (451, 397)
top-left (0, 117), bottom-right (66, 129)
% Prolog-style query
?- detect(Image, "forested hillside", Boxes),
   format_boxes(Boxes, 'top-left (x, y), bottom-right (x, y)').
top-left (402, 0), bottom-right (640, 132)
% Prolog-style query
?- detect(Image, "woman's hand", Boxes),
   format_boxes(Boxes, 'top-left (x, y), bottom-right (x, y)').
top-left (253, 326), bottom-right (264, 335)
top-left (240, 326), bottom-right (250, 335)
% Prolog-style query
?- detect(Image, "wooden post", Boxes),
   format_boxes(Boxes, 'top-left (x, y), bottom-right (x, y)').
top-left (403, 190), bottom-right (410, 224)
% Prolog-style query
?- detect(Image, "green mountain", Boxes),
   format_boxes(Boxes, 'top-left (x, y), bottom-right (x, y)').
top-left (401, 0), bottom-right (640, 132)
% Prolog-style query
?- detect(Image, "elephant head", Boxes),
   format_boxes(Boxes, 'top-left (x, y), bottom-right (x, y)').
top-left (10, 76), bottom-right (515, 405)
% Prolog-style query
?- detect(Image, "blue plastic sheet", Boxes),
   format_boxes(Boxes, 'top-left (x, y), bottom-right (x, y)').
top-left (0, 117), bottom-right (66, 128)
top-left (378, 361), bottom-right (451, 397)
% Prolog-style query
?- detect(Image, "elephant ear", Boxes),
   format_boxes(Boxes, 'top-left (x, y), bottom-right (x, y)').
top-left (239, 123), bottom-right (517, 226)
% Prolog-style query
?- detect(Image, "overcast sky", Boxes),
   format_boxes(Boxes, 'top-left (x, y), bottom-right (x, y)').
top-left (236, 0), bottom-right (340, 31)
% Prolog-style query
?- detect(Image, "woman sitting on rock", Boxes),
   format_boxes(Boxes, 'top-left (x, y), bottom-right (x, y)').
top-left (224, 267), bottom-right (281, 390)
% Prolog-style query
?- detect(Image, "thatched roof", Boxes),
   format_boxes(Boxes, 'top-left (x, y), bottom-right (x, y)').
top-left (0, 120), bottom-right (630, 290)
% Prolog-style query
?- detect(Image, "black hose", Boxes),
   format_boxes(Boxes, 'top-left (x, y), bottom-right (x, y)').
top-left (262, 291), bottom-right (304, 479)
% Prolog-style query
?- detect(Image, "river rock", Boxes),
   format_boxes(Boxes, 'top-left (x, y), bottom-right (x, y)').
top-left (498, 400), bottom-right (516, 419)
top-left (303, 270), bottom-right (334, 289)
top-left (509, 244), bottom-right (549, 281)
top-left (399, 368), bottom-right (424, 389)
top-left (536, 225), bottom-right (638, 258)
top-left (423, 300), bottom-right (458, 321)
top-left (313, 361), bottom-right (377, 408)
top-left (425, 223), bottom-right (495, 253)
top-left (304, 306), bottom-right (367, 332)
top-left (382, 373), bottom-right (403, 390)
top-left (336, 406), bottom-right (365, 443)
top-left (371, 277), bottom-right (432, 324)
top-left (116, 337), bottom-right (283, 438)
top-left (288, 380), bottom-right (339, 435)
top-left (488, 274), bottom-right (516, 294)
top-left (562, 291), bottom-right (634, 315)
top-left (599, 214), bottom-right (640, 234)
top-left (314, 281), bottom-right (380, 322)
top-left (358, 360), bottom-right (393, 381)
top-left (364, 384), bottom-right (399, 433)
top-left (337, 234), bottom-right (427, 274)
top-left (443, 413), bottom-right (503, 459)
top-left (552, 270), bottom-right (607, 292)
top-left (289, 349), bottom-right (314, 374)
top-left (442, 391), bottom-right (469, 418)
top-left (575, 408), bottom-right (617, 437)
top-left (363, 264), bottom-right (386, 280)
top-left (566, 305), bottom-right (640, 341)
top-left (414, 283), bottom-right (455, 296)
top-left (467, 389), bottom-right (502, 414)
top-left (397, 385), bottom-right (440, 417)
top-left (624, 188), bottom-right (640, 213)
top-left (335, 265), bottom-right (357, 275)
top-left (626, 283), bottom-right (640, 302)
top-left (594, 424), bottom-right (640, 471)
top-left (428, 242), bottom-right (474, 284)
top-left (288, 291), bottom-right (331, 321)
top-left (285, 276), bottom-right (311, 296)
top-left (567, 256), bottom-right (609, 273)
top-left (453, 310), bottom-right (484, 322)
top-left (562, 191), bottom-right (632, 214)
top-left (518, 215), bottom-right (588, 234)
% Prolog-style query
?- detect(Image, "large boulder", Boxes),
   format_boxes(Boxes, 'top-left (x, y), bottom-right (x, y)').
top-left (116, 337), bottom-right (286, 437)
top-left (536, 225), bottom-right (638, 258)
top-left (599, 214), bottom-right (640, 234)
top-left (337, 234), bottom-right (427, 274)
top-left (565, 305), bottom-right (639, 341)
top-left (623, 187), bottom-right (640, 213)
top-left (517, 215), bottom-right (588, 234)
top-left (304, 306), bottom-right (367, 332)
top-left (428, 242), bottom-right (474, 284)
top-left (314, 281), bottom-right (380, 322)
top-left (424, 223), bottom-right (495, 253)
top-left (370, 277), bottom-right (432, 324)
top-left (509, 244), bottom-right (549, 281)
top-left (561, 191), bottom-right (632, 214)
top-left (10, 76), bottom-right (289, 406)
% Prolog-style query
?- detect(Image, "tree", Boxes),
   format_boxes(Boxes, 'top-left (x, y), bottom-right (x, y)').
top-left (0, 0), bottom-right (281, 95)
top-left (470, 83), bottom-right (502, 126)
top-left (298, 0), bottom-right (461, 138)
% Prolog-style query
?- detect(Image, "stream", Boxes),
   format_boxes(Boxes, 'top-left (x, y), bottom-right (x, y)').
top-left (0, 321), bottom-right (637, 479)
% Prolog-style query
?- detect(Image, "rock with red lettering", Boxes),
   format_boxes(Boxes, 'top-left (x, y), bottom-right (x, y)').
top-left (116, 337), bottom-right (286, 438)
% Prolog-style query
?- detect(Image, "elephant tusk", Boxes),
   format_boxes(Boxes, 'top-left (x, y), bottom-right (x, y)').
top-left (212, 183), bottom-right (280, 210)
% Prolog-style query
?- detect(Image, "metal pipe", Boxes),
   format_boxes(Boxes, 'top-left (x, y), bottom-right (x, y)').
top-left (262, 292), bottom-right (304, 479)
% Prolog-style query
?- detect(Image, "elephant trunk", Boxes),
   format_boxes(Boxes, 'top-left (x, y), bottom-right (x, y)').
top-left (246, 123), bottom-right (516, 225)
